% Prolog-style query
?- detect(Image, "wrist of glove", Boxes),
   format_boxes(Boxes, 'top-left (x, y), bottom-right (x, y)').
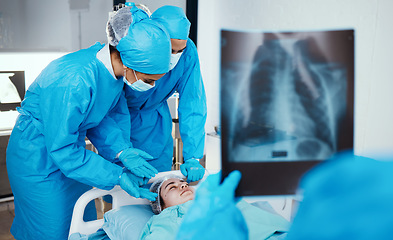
top-left (180, 158), bottom-right (205, 182)
top-left (119, 170), bottom-right (157, 201)
top-left (118, 147), bottom-right (158, 178)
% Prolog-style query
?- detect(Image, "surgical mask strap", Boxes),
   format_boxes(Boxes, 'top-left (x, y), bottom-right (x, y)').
top-left (123, 69), bottom-right (131, 86)
top-left (132, 69), bottom-right (155, 88)
top-left (132, 69), bottom-right (140, 82)
top-left (123, 69), bottom-right (155, 92)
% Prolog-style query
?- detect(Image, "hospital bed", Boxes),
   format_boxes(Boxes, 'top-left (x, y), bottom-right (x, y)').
top-left (69, 170), bottom-right (186, 238)
top-left (69, 170), bottom-right (292, 239)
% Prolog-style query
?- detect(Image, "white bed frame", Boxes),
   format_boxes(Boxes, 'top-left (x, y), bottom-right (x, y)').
top-left (69, 170), bottom-right (186, 237)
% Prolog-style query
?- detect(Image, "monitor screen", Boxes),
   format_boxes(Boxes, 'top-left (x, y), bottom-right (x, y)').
top-left (220, 29), bottom-right (354, 196)
top-left (0, 71), bottom-right (25, 111)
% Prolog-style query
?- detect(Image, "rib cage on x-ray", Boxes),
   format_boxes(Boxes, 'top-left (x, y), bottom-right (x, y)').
top-left (225, 37), bottom-right (347, 162)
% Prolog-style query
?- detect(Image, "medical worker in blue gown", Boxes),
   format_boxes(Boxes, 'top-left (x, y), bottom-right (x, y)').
top-left (6, 4), bottom-right (170, 240)
top-left (127, 6), bottom-right (207, 181)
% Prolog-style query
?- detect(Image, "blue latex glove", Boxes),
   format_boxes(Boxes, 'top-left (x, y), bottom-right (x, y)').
top-left (119, 170), bottom-right (157, 201)
top-left (118, 147), bottom-right (158, 178)
top-left (180, 158), bottom-right (205, 182)
top-left (176, 170), bottom-right (248, 240)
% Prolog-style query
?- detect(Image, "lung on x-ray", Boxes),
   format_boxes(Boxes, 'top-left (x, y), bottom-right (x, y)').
top-left (220, 29), bottom-right (354, 196)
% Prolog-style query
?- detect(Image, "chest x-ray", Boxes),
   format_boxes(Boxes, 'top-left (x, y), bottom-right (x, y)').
top-left (221, 29), bottom-right (354, 163)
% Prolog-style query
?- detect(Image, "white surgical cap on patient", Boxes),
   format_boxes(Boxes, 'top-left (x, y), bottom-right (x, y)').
top-left (150, 174), bottom-right (185, 214)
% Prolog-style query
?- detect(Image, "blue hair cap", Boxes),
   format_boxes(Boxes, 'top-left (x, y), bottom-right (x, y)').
top-left (117, 6), bottom-right (171, 74)
top-left (151, 5), bottom-right (191, 40)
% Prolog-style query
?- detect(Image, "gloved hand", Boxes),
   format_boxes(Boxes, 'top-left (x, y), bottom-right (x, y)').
top-left (119, 170), bottom-right (157, 201)
top-left (176, 170), bottom-right (248, 240)
top-left (118, 147), bottom-right (158, 179)
top-left (180, 158), bottom-right (205, 182)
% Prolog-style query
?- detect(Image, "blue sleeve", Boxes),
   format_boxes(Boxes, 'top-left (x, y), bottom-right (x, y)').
top-left (40, 75), bottom-right (123, 190)
top-left (177, 40), bottom-right (207, 160)
top-left (87, 92), bottom-right (133, 161)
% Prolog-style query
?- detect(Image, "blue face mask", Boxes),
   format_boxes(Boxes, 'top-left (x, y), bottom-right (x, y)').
top-left (123, 69), bottom-right (155, 92)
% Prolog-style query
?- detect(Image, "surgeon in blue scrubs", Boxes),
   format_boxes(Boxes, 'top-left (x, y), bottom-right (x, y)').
top-left (6, 4), bottom-right (170, 240)
top-left (126, 5), bottom-right (207, 181)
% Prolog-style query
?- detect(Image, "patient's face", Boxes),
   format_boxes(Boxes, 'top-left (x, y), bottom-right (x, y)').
top-left (160, 178), bottom-right (195, 210)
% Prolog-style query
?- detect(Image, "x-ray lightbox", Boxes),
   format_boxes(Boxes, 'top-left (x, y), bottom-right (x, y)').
top-left (220, 29), bottom-right (354, 196)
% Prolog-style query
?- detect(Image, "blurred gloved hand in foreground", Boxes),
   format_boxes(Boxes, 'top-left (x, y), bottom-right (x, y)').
top-left (180, 158), bottom-right (205, 182)
top-left (119, 170), bottom-right (157, 201)
top-left (287, 151), bottom-right (393, 240)
top-left (118, 147), bottom-right (158, 178)
top-left (176, 170), bottom-right (248, 240)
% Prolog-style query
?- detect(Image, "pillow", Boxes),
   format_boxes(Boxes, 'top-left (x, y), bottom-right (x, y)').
top-left (103, 204), bottom-right (154, 240)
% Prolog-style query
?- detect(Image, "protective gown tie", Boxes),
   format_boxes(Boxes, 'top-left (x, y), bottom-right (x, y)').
top-left (16, 107), bottom-right (44, 133)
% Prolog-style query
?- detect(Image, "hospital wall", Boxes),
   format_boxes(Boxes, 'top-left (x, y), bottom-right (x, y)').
top-left (0, 0), bottom-right (113, 52)
top-left (198, 0), bottom-right (393, 170)
top-left (0, 0), bottom-right (186, 52)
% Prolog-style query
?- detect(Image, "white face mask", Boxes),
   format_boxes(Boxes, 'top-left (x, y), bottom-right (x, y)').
top-left (123, 69), bottom-right (155, 92)
top-left (169, 52), bottom-right (183, 71)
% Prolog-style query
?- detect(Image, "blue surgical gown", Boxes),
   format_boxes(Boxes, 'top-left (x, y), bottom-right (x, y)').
top-left (96, 39), bottom-right (207, 171)
top-left (6, 42), bottom-right (131, 240)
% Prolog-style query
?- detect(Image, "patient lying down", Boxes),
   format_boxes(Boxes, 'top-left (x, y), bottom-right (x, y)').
top-left (139, 175), bottom-right (289, 240)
